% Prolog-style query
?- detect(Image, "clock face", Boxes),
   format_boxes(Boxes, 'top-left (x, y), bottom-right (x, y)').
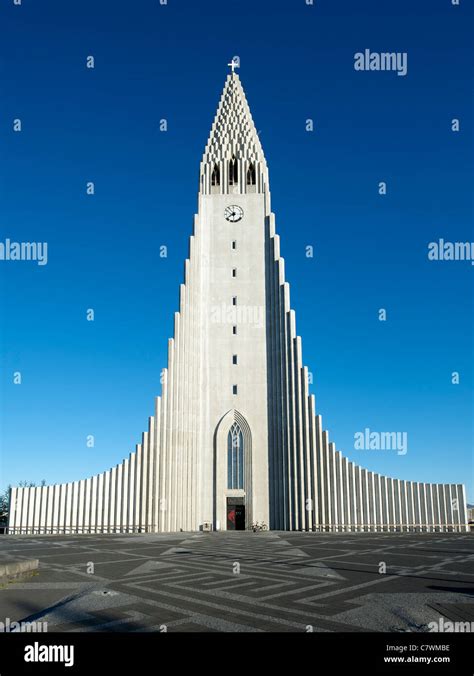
top-left (224, 205), bottom-right (244, 223)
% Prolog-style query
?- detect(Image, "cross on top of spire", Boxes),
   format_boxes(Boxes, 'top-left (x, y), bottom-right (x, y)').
top-left (227, 57), bottom-right (240, 74)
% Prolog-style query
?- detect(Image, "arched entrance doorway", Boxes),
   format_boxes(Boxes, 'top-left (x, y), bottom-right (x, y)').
top-left (214, 410), bottom-right (252, 530)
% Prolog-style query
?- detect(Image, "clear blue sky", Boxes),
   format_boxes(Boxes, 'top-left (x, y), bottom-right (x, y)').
top-left (1, 0), bottom-right (472, 501)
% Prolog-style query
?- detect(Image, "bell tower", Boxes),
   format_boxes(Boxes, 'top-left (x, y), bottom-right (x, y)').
top-left (197, 67), bottom-right (272, 530)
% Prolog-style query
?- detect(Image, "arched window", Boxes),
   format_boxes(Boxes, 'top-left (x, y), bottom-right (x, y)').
top-left (211, 163), bottom-right (220, 186)
top-left (229, 155), bottom-right (238, 186)
top-left (228, 422), bottom-right (244, 489)
top-left (246, 163), bottom-right (256, 186)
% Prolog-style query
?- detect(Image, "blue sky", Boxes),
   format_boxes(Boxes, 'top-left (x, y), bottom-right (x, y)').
top-left (1, 0), bottom-right (473, 501)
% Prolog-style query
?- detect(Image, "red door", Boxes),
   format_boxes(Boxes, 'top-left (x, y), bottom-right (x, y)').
top-left (227, 505), bottom-right (236, 530)
top-left (227, 504), bottom-right (245, 530)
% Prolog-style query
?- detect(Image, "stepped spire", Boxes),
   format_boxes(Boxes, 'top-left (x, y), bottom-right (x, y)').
top-left (200, 70), bottom-right (268, 194)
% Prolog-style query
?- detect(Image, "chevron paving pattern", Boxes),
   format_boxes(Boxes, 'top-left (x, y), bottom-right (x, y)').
top-left (0, 532), bottom-right (473, 632)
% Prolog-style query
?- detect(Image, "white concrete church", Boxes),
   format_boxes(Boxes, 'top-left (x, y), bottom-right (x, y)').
top-left (8, 67), bottom-right (469, 534)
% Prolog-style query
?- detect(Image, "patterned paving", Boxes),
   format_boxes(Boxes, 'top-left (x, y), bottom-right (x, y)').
top-left (0, 532), bottom-right (473, 632)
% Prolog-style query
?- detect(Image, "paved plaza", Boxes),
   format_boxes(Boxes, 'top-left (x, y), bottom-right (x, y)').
top-left (0, 532), bottom-right (473, 632)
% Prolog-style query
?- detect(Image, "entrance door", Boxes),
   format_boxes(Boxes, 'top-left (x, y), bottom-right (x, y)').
top-left (227, 500), bottom-right (245, 530)
top-left (235, 504), bottom-right (245, 530)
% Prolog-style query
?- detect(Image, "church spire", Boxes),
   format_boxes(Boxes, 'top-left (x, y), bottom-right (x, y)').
top-left (200, 65), bottom-right (269, 195)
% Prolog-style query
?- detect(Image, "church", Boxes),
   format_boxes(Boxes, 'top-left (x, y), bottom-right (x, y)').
top-left (8, 67), bottom-right (468, 534)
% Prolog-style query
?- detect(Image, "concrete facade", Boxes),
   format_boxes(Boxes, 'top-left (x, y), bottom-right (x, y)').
top-left (7, 72), bottom-right (469, 534)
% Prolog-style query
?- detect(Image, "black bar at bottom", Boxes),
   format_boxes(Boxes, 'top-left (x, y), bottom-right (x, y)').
top-left (0, 632), bottom-right (472, 675)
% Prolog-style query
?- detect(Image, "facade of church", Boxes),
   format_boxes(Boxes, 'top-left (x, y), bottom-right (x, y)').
top-left (8, 72), bottom-right (469, 534)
